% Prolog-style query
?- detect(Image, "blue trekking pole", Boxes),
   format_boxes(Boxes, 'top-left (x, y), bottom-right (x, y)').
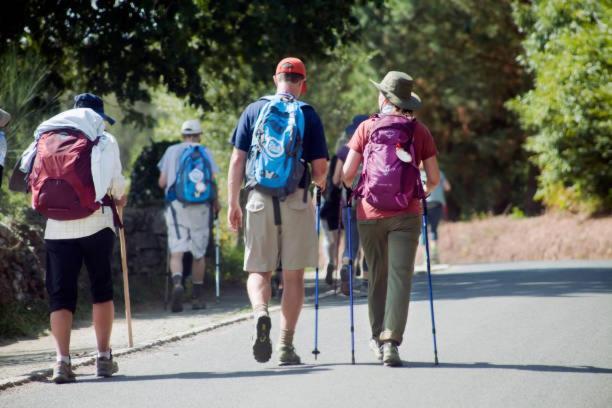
top-left (312, 187), bottom-right (322, 360)
top-left (214, 213), bottom-right (221, 302)
top-left (346, 188), bottom-right (356, 365)
top-left (422, 198), bottom-right (440, 365)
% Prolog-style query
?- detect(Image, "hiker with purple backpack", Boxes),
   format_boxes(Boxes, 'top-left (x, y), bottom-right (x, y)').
top-left (342, 71), bottom-right (440, 367)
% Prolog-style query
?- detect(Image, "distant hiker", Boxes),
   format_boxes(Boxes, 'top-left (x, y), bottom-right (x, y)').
top-left (227, 57), bottom-right (328, 365)
top-left (319, 136), bottom-right (342, 285)
top-left (158, 119), bottom-right (220, 312)
top-left (0, 108), bottom-right (11, 188)
top-left (342, 71), bottom-right (440, 367)
top-left (17, 93), bottom-right (127, 383)
top-left (420, 165), bottom-right (451, 264)
top-left (334, 115), bottom-right (369, 295)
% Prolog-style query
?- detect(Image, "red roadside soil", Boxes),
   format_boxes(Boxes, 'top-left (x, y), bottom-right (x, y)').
top-left (432, 212), bottom-right (612, 264)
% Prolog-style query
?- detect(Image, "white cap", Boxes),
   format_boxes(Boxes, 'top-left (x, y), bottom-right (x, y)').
top-left (181, 119), bottom-right (202, 135)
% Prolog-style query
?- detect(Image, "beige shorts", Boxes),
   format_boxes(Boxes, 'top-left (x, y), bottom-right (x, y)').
top-left (165, 201), bottom-right (211, 259)
top-left (244, 189), bottom-right (318, 272)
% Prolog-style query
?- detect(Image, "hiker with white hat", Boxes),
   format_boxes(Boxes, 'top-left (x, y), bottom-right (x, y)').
top-left (158, 119), bottom-right (220, 312)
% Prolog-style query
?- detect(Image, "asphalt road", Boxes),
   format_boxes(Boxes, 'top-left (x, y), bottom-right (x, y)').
top-left (1, 261), bottom-right (611, 408)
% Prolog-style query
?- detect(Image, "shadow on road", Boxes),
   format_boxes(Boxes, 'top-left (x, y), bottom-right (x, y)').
top-left (403, 361), bottom-right (612, 374)
top-left (72, 366), bottom-right (329, 383)
top-left (409, 267), bottom-right (612, 301)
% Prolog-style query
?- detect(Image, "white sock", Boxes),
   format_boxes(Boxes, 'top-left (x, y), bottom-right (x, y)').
top-left (56, 355), bottom-right (70, 364)
top-left (97, 350), bottom-right (111, 359)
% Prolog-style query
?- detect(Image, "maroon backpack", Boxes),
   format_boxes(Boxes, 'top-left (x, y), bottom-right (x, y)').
top-left (354, 114), bottom-right (424, 211)
top-left (29, 129), bottom-right (102, 220)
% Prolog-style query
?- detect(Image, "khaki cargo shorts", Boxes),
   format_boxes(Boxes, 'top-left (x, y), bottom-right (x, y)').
top-left (165, 201), bottom-right (211, 259)
top-left (244, 188), bottom-right (318, 272)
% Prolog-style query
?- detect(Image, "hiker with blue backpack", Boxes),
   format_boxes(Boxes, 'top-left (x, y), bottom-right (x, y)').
top-left (158, 119), bottom-right (220, 313)
top-left (12, 93), bottom-right (127, 383)
top-left (342, 71), bottom-right (440, 367)
top-left (227, 57), bottom-right (328, 365)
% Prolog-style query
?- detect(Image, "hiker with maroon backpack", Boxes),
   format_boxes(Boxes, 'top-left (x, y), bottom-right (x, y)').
top-left (342, 71), bottom-right (440, 367)
top-left (19, 93), bottom-right (127, 383)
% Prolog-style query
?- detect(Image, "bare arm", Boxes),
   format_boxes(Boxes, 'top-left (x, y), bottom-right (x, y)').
top-left (423, 156), bottom-right (440, 193)
top-left (158, 173), bottom-right (167, 190)
top-left (332, 158), bottom-right (344, 187)
top-left (443, 177), bottom-right (451, 192)
top-left (227, 148), bottom-right (247, 232)
top-left (341, 149), bottom-right (362, 187)
top-left (311, 158), bottom-right (328, 190)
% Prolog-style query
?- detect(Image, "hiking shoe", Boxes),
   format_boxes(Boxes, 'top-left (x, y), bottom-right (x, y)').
top-left (252, 314), bottom-right (272, 363)
top-left (382, 343), bottom-right (403, 367)
top-left (96, 354), bottom-right (118, 377)
top-left (369, 338), bottom-right (383, 361)
top-left (51, 361), bottom-right (76, 384)
top-left (277, 345), bottom-right (301, 366)
top-left (325, 263), bottom-right (335, 285)
top-left (340, 264), bottom-right (350, 296)
top-left (171, 284), bottom-right (184, 313)
top-left (192, 299), bottom-right (207, 310)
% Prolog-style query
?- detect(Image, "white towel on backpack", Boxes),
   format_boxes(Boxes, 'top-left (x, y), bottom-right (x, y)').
top-left (19, 108), bottom-right (125, 202)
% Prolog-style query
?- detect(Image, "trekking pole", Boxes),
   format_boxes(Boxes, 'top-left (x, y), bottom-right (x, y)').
top-left (117, 205), bottom-right (134, 348)
top-left (312, 186), bottom-right (322, 360)
top-left (346, 188), bottom-right (356, 364)
top-left (163, 246), bottom-right (170, 310)
top-left (422, 198), bottom-right (439, 365)
top-left (334, 198), bottom-right (343, 295)
top-left (214, 213), bottom-right (221, 302)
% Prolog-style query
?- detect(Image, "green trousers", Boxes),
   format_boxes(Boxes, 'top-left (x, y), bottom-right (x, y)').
top-left (358, 213), bottom-right (421, 345)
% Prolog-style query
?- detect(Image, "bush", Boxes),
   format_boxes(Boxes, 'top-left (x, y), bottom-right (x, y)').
top-left (128, 140), bottom-right (175, 208)
top-left (509, 0), bottom-right (612, 213)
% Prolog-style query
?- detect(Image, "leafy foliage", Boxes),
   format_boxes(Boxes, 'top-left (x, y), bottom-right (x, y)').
top-left (1, 0), bottom-right (364, 120)
top-left (508, 0), bottom-right (611, 213)
top-left (306, 0), bottom-right (533, 218)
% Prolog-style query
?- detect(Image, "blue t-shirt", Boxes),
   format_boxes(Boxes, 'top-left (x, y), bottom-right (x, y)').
top-left (230, 97), bottom-right (329, 177)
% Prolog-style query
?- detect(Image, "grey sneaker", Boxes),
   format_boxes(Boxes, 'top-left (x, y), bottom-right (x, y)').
top-left (252, 314), bottom-right (272, 363)
top-left (382, 343), bottom-right (403, 367)
top-left (171, 284), bottom-right (184, 313)
top-left (191, 284), bottom-right (206, 310)
top-left (96, 353), bottom-right (118, 377)
top-left (277, 345), bottom-right (301, 366)
top-left (369, 338), bottom-right (383, 361)
top-left (52, 361), bottom-right (76, 384)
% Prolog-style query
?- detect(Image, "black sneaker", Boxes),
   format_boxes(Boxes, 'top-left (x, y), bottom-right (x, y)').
top-left (340, 265), bottom-right (350, 296)
top-left (252, 314), bottom-right (272, 363)
top-left (171, 284), bottom-right (184, 313)
top-left (325, 264), bottom-right (335, 285)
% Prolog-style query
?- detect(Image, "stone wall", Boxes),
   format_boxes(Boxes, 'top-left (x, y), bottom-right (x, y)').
top-left (115, 206), bottom-right (168, 277)
top-left (0, 207), bottom-right (170, 306)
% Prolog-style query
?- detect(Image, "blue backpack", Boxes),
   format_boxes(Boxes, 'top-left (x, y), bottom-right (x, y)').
top-left (173, 145), bottom-right (215, 204)
top-left (245, 94), bottom-right (308, 198)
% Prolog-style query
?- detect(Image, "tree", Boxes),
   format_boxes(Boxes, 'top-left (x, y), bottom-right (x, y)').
top-left (508, 0), bottom-right (611, 213)
top-left (1, 0), bottom-right (364, 119)
top-left (306, 0), bottom-right (532, 218)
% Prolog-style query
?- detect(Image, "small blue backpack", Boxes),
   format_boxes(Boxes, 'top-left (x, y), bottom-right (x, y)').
top-left (245, 94), bottom-right (308, 198)
top-left (173, 145), bottom-right (215, 204)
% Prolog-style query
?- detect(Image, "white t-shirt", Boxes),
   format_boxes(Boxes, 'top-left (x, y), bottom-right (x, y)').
top-left (0, 131), bottom-right (7, 167)
top-left (157, 142), bottom-right (219, 195)
top-left (44, 132), bottom-right (126, 240)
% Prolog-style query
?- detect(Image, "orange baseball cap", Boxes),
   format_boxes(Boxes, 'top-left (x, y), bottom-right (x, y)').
top-left (275, 57), bottom-right (307, 94)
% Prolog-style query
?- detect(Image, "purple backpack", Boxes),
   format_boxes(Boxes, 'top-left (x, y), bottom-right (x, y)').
top-left (355, 114), bottom-right (424, 211)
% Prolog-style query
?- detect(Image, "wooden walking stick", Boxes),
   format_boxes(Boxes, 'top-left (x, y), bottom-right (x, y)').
top-left (117, 204), bottom-right (134, 348)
